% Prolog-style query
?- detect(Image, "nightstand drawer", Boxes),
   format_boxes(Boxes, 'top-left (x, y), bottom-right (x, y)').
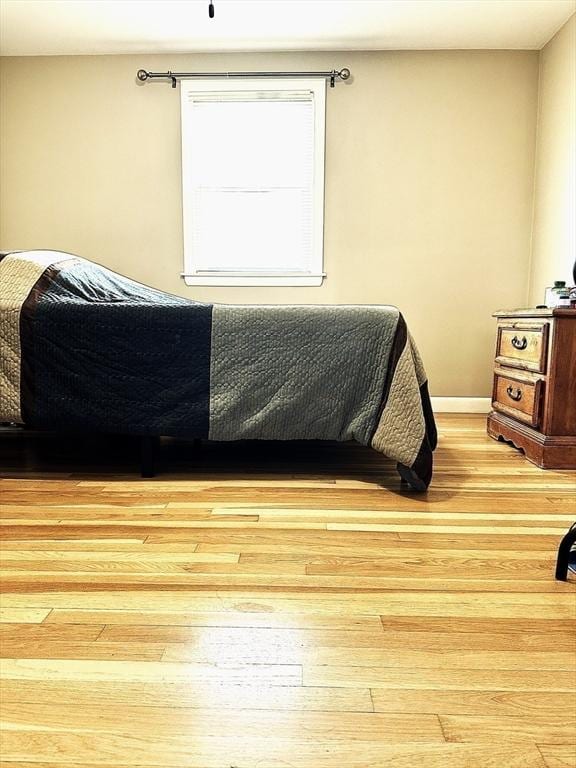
top-left (495, 322), bottom-right (549, 373)
top-left (492, 371), bottom-right (543, 428)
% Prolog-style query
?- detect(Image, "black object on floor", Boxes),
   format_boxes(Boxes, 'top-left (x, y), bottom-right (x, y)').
top-left (555, 522), bottom-right (576, 581)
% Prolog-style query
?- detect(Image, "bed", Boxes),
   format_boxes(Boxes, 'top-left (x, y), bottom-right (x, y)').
top-left (0, 250), bottom-right (437, 490)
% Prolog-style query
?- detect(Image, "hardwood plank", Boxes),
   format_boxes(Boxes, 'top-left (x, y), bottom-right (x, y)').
top-left (377, 617), bottom-right (576, 634)
top-left (0, 573), bottom-right (569, 592)
top-left (538, 745), bottom-right (576, 768)
top-left (199, 540), bottom-right (557, 557)
top-left (0, 558), bottom-right (257, 574)
top-left (239, 546), bottom-right (556, 560)
top-left (0, 550), bottom-right (239, 563)
top-left (2, 590), bottom-right (574, 618)
top-left (220, 507), bottom-right (574, 522)
top-left (0, 733), bottom-right (548, 768)
top-left (440, 715), bottom-right (576, 744)
top-left (157, 530), bottom-right (563, 550)
top-left (95, 622), bottom-right (575, 652)
top-left (0, 538), bottom-right (149, 550)
top-left (0, 623), bottom-right (105, 642)
top-left (304, 666), bottom-right (575, 691)
top-left (162, 643), bottom-right (575, 670)
top-left (378, 629), bottom-right (576, 652)
top-left (0, 607), bottom-right (50, 624)
top-left (45, 609), bottom-right (384, 631)
top-left (0, 679), bottom-right (373, 712)
top-left (0, 658), bottom-right (302, 685)
top-left (0, 640), bottom-right (166, 661)
top-left (0, 701), bottom-right (445, 742)
top-left (304, 555), bottom-right (556, 579)
top-left (327, 522), bottom-right (566, 535)
top-left (98, 624), bottom-right (387, 647)
top-left (371, 689), bottom-right (576, 717)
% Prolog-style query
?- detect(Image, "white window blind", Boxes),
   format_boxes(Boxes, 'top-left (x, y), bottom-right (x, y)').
top-left (180, 79), bottom-right (326, 286)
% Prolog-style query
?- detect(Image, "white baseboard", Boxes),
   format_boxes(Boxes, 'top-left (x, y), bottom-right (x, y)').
top-left (431, 397), bottom-right (491, 414)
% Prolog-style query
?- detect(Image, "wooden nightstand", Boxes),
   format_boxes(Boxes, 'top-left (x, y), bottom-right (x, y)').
top-left (487, 308), bottom-right (576, 469)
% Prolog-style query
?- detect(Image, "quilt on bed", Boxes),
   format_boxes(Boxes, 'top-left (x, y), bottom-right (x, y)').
top-left (0, 250), bottom-right (437, 489)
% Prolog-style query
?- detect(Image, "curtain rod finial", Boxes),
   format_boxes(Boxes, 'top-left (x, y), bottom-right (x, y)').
top-left (136, 69), bottom-right (149, 82)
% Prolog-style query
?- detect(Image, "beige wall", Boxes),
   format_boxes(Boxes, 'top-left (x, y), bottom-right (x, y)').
top-left (0, 51), bottom-right (540, 396)
top-left (529, 14), bottom-right (576, 305)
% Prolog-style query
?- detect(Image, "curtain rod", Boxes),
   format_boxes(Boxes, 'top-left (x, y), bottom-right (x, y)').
top-left (136, 68), bottom-right (351, 88)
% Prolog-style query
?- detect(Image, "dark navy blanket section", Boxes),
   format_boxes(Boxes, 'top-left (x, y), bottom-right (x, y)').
top-left (24, 260), bottom-right (213, 438)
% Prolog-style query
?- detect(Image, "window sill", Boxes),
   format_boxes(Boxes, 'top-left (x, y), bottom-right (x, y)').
top-left (182, 273), bottom-right (325, 287)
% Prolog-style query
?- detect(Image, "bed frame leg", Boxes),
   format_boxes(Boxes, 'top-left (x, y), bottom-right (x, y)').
top-left (140, 436), bottom-right (158, 478)
top-left (555, 523), bottom-right (576, 581)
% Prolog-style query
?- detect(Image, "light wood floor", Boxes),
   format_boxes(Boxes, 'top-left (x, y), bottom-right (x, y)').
top-left (0, 414), bottom-right (575, 768)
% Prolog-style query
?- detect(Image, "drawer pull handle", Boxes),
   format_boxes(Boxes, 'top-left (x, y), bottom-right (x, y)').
top-left (511, 335), bottom-right (528, 350)
top-left (506, 385), bottom-right (523, 402)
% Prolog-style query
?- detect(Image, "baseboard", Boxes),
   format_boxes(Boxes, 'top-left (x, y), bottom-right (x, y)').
top-left (431, 397), bottom-right (491, 414)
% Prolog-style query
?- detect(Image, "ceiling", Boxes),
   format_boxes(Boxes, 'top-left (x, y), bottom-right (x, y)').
top-left (1, 0), bottom-right (575, 56)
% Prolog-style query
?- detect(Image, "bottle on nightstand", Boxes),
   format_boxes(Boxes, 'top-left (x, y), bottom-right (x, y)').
top-left (544, 281), bottom-right (568, 307)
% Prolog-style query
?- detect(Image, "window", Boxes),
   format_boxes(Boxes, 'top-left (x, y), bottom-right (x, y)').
top-left (180, 79), bottom-right (326, 286)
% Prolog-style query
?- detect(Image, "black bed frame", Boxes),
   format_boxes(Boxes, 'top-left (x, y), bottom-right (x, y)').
top-left (140, 435), bottom-right (158, 479)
